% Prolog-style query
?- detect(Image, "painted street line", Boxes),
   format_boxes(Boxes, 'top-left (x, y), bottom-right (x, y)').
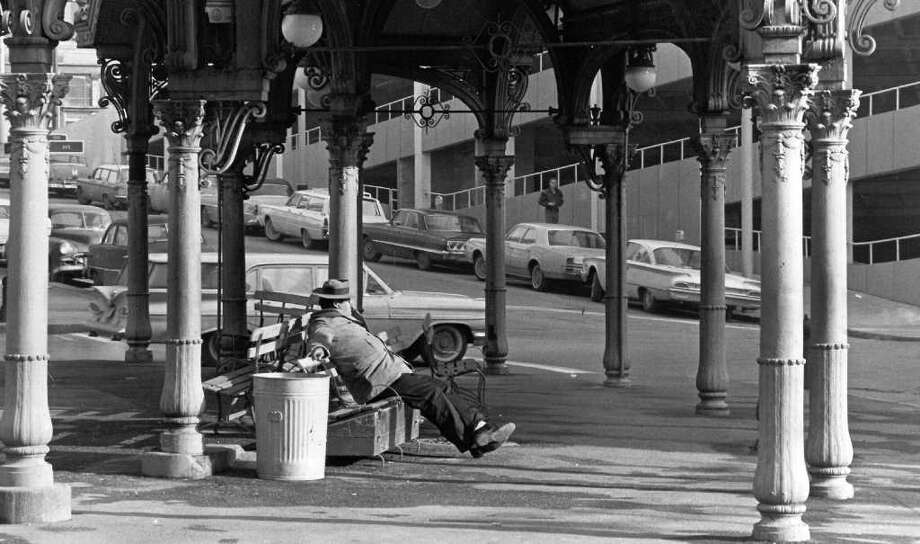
top-left (497, 360), bottom-right (597, 375)
top-left (507, 304), bottom-right (759, 331)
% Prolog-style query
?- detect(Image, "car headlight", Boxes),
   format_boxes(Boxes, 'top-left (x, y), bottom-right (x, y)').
top-left (58, 241), bottom-right (75, 255)
top-left (244, 203), bottom-right (257, 215)
top-left (446, 240), bottom-right (466, 252)
top-left (568, 256), bottom-right (585, 265)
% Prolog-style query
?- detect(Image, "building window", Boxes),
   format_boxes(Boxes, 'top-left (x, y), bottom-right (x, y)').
top-left (64, 75), bottom-right (94, 108)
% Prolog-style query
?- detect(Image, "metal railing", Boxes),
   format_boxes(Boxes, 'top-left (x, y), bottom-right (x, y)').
top-left (851, 232), bottom-right (920, 264)
top-left (856, 80), bottom-right (920, 118)
top-left (146, 153), bottom-right (165, 172)
top-left (725, 227), bottom-right (813, 257)
top-left (725, 227), bottom-right (920, 265)
top-left (364, 184), bottom-right (398, 211)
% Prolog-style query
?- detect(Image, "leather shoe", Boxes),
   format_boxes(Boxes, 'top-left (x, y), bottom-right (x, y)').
top-left (469, 422), bottom-right (516, 458)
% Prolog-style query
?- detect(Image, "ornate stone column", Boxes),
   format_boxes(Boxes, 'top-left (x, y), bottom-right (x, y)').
top-left (142, 99), bottom-right (209, 479)
top-left (804, 88), bottom-right (860, 500)
top-left (322, 110), bottom-right (373, 298)
top-left (0, 72), bottom-right (72, 523)
top-left (474, 136), bottom-right (514, 375)
top-left (593, 141), bottom-right (630, 387)
top-left (744, 63), bottom-right (819, 543)
top-left (123, 132), bottom-right (154, 364)
top-left (694, 118), bottom-right (734, 415)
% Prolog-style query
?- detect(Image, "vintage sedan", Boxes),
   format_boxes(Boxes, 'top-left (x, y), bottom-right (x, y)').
top-left (88, 252), bottom-right (486, 366)
top-left (581, 239), bottom-right (762, 316)
top-left (86, 216), bottom-right (170, 285)
top-left (362, 208), bottom-right (483, 270)
top-left (76, 164), bottom-right (161, 210)
top-left (0, 197), bottom-right (9, 262)
top-left (199, 177), bottom-right (292, 230)
top-left (48, 204), bottom-right (112, 282)
top-left (259, 188), bottom-right (387, 249)
top-left (465, 222), bottom-right (606, 291)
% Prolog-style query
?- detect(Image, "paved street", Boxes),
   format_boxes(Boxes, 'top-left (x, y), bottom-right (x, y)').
top-left (1, 192), bottom-right (917, 542)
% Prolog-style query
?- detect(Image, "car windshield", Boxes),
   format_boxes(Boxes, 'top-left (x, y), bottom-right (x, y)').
top-left (50, 212), bottom-right (84, 228)
top-left (426, 214), bottom-right (482, 233)
top-left (253, 183), bottom-right (290, 197)
top-left (653, 247), bottom-right (701, 269)
top-left (362, 199), bottom-right (381, 217)
top-left (148, 262), bottom-right (220, 289)
top-left (148, 224), bottom-right (168, 241)
top-left (547, 230), bottom-right (606, 248)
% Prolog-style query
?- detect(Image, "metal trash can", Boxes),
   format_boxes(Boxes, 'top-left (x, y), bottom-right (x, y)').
top-left (252, 372), bottom-right (330, 481)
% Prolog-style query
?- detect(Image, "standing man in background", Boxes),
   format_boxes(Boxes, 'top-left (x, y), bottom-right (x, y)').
top-left (538, 177), bottom-right (564, 223)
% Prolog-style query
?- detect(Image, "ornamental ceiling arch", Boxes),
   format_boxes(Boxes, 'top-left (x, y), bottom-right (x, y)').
top-left (77, 0), bottom-right (740, 135)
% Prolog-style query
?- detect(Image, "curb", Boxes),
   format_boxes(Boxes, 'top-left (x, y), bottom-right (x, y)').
top-left (847, 327), bottom-right (920, 342)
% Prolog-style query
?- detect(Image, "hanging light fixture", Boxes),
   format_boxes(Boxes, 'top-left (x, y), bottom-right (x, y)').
top-left (281, 0), bottom-right (324, 48)
top-left (624, 45), bottom-right (657, 94)
top-left (415, 0), bottom-right (443, 9)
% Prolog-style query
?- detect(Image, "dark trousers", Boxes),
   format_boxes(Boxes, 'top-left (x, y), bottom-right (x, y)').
top-left (544, 207), bottom-right (560, 224)
top-left (376, 374), bottom-right (484, 452)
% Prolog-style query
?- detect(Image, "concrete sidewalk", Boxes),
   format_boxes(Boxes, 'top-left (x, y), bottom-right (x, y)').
top-left (0, 309), bottom-right (916, 543)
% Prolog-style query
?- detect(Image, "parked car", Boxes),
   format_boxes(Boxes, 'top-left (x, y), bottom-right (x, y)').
top-left (88, 252), bottom-right (486, 366)
top-left (464, 222), bottom-right (606, 291)
top-left (86, 215), bottom-right (171, 285)
top-left (362, 208), bottom-right (483, 270)
top-left (259, 188), bottom-right (388, 249)
top-left (0, 197), bottom-right (9, 262)
top-left (76, 164), bottom-right (161, 210)
top-left (48, 204), bottom-right (112, 281)
top-left (0, 156), bottom-right (9, 188)
top-left (48, 158), bottom-right (90, 197)
top-left (200, 177), bottom-right (293, 230)
top-left (580, 239), bottom-right (762, 316)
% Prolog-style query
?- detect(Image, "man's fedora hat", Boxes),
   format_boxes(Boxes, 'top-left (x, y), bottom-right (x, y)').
top-left (313, 278), bottom-right (351, 300)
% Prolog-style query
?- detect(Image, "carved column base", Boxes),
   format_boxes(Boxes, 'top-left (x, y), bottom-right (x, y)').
top-left (0, 450), bottom-right (53, 488)
top-left (603, 372), bottom-right (631, 388)
top-left (695, 393), bottom-right (729, 416)
top-left (809, 467), bottom-right (854, 499)
top-left (483, 359), bottom-right (510, 375)
top-left (751, 503), bottom-right (810, 543)
top-left (0, 484), bottom-right (71, 524)
top-left (141, 452), bottom-right (213, 480)
top-left (160, 418), bottom-right (203, 455)
top-left (125, 346), bottom-right (154, 364)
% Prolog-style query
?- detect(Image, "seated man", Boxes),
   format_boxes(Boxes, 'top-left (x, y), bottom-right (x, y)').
top-left (301, 278), bottom-right (515, 457)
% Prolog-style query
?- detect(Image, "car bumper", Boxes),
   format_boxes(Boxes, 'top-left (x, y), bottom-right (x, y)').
top-left (243, 213), bottom-right (262, 227)
top-left (662, 288), bottom-right (760, 309)
top-left (52, 254), bottom-right (88, 279)
top-left (434, 251), bottom-right (472, 264)
top-left (49, 181), bottom-right (78, 193)
top-left (471, 329), bottom-right (486, 346)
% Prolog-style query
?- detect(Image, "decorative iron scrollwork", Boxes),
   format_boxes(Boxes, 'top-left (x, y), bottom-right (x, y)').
top-left (200, 102), bottom-right (268, 174)
top-left (243, 143), bottom-right (286, 195)
top-left (848, 0), bottom-right (900, 56)
top-left (98, 58), bottom-right (129, 134)
top-left (405, 91), bottom-right (451, 132)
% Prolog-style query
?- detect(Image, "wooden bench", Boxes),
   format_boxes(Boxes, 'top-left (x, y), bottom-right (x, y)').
top-left (202, 315), bottom-right (308, 426)
top-left (202, 291), bottom-right (420, 455)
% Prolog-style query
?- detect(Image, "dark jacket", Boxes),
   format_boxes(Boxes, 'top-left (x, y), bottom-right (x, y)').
top-left (538, 187), bottom-right (564, 210)
top-left (306, 308), bottom-right (412, 403)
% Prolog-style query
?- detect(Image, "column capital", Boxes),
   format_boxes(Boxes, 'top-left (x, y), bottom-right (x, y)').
top-left (0, 73), bottom-right (71, 131)
top-left (694, 132), bottom-right (735, 168)
top-left (743, 63), bottom-right (820, 125)
top-left (153, 99), bottom-right (206, 148)
top-left (474, 154), bottom-right (514, 186)
top-left (805, 88), bottom-right (862, 141)
top-left (321, 116), bottom-right (373, 171)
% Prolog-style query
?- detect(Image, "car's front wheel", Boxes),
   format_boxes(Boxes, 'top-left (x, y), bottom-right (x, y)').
top-left (363, 238), bottom-right (381, 262)
top-left (590, 271), bottom-right (605, 302)
top-left (76, 187), bottom-right (91, 205)
top-left (530, 262), bottom-right (547, 291)
top-left (415, 252), bottom-right (432, 271)
top-left (430, 324), bottom-right (467, 364)
top-left (301, 229), bottom-right (315, 249)
top-left (264, 217), bottom-right (281, 241)
top-left (473, 253), bottom-right (486, 281)
top-left (201, 332), bottom-right (220, 367)
top-left (640, 289), bottom-right (659, 313)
